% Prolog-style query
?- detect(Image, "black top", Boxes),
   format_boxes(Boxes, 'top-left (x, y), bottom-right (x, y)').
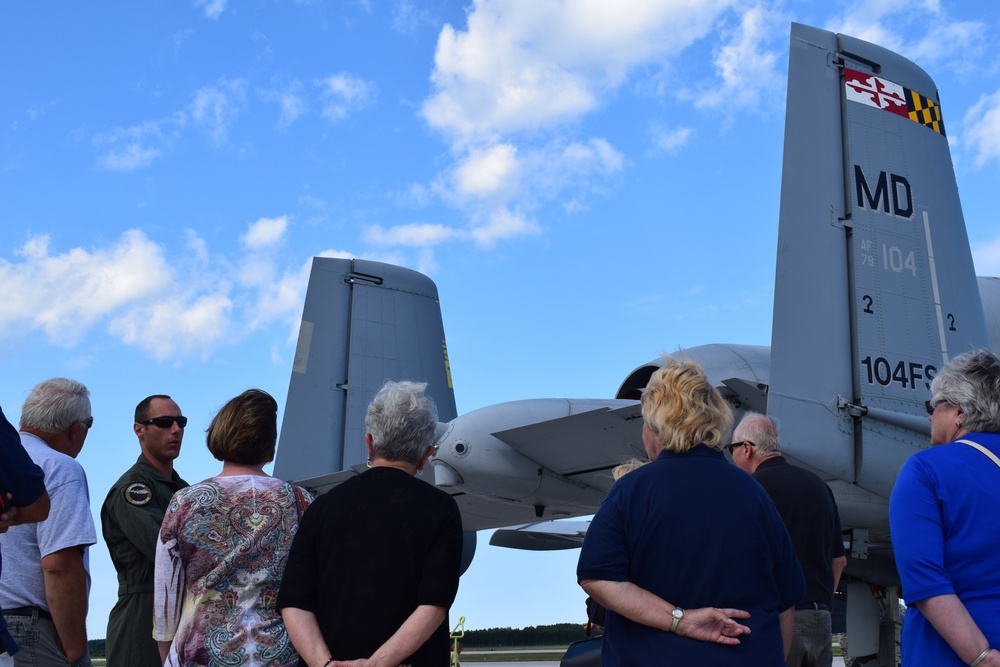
top-left (278, 466), bottom-right (463, 667)
top-left (753, 456), bottom-right (846, 605)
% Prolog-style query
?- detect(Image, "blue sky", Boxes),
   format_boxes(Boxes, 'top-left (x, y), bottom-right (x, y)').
top-left (3, 0), bottom-right (1000, 638)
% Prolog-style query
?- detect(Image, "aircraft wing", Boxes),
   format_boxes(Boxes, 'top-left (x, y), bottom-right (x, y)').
top-left (492, 402), bottom-right (643, 479)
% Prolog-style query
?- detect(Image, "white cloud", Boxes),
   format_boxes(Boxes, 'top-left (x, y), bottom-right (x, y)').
top-left (0, 231), bottom-right (173, 346)
top-left (241, 216), bottom-right (289, 250)
top-left (318, 73), bottom-right (377, 122)
top-left (421, 0), bottom-right (734, 145)
top-left (109, 292), bottom-right (234, 360)
top-left (824, 0), bottom-right (986, 76)
top-left (92, 78), bottom-right (250, 169)
top-left (692, 5), bottom-right (785, 112)
top-left (252, 249), bottom-right (354, 333)
top-left (195, 0), bottom-right (227, 20)
top-left (94, 120), bottom-right (171, 171)
top-left (962, 90), bottom-right (1000, 168)
top-left (259, 82), bottom-right (308, 128)
top-left (0, 225), bottom-right (355, 361)
top-left (414, 0), bottom-right (747, 247)
top-left (649, 124), bottom-right (694, 153)
top-left (437, 137), bottom-right (624, 212)
top-left (365, 223), bottom-right (458, 247)
top-left (190, 79), bottom-right (246, 145)
top-left (454, 144), bottom-right (521, 199)
top-left (392, 0), bottom-right (435, 35)
top-left (470, 208), bottom-right (541, 247)
top-left (908, 20), bottom-right (987, 70)
top-left (185, 229), bottom-right (210, 264)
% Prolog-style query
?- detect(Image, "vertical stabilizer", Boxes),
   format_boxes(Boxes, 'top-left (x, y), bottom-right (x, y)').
top-left (769, 24), bottom-right (988, 497)
top-left (273, 258), bottom-right (457, 484)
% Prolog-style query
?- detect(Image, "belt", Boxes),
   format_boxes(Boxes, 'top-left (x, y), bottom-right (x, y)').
top-left (2, 606), bottom-right (52, 620)
top-left (795, 602), bottom-right (830, 611)
top-left (119, 583), bottom-right (154, 595)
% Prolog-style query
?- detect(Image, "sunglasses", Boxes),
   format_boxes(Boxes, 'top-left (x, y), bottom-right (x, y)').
top-left (77, 416), bottom-right (94, 429)
top-left (727, 440), bottom-right (755, 454)
top-left (139, 415), bottom-right (188, 429)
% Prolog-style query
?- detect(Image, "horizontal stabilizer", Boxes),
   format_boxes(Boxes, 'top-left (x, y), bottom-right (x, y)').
top-left (489, 520), bottom-right (590, 551)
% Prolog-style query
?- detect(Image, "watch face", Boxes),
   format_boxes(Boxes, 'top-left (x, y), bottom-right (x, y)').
top-left (673, 608), bottom-right (683, 619)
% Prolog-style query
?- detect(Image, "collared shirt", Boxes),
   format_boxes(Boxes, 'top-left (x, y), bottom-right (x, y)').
top-left (752, 455), bottom-right (846, 605)
top-left (578, 446), bottom-right (804, 667)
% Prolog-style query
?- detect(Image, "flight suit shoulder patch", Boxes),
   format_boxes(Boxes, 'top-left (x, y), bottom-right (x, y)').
top-left (124, 482), bottom-right (153, 506)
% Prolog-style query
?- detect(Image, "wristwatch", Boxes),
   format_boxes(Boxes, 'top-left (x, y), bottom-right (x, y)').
top-left (670, 607), bottom-right (684, 633)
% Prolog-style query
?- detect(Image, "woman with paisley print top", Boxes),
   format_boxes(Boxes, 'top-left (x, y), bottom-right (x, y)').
top-left (153, 389), bottom-right (312, 667)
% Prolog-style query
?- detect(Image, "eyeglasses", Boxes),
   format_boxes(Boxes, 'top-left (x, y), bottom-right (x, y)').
top-left (727, 440), bottom-right (755, 454)
top-left (138, 416), bottom-right (188, 429)
top-left (77, 416), bottom-right (94, 429)
top-left (925, 399), bottom-right (946, 415)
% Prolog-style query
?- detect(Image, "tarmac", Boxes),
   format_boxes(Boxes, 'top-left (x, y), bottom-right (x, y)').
top-left (481, 658), bottom-right (847, 666)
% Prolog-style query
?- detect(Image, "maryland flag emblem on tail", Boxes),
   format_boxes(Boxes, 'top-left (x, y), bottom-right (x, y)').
top-left (844, 67), bottom-right (946, 137)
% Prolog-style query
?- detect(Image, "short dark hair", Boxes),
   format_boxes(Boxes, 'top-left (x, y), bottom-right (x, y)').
top-left (206, 389), bottom-right (278, 465)
top-left (135, 395), bottom-right (173, 423)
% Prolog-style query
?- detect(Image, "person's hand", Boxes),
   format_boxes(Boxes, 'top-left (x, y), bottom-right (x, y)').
top-left (675, 607), bottom-right (751, 645)
top-left (0, 494), bottom-right (16, 534)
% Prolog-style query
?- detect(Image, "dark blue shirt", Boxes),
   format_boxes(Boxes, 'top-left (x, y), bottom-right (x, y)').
top-left (0, 405), bottom-right (47, 655)
top-left (577, 446), bottom-right (804, 667)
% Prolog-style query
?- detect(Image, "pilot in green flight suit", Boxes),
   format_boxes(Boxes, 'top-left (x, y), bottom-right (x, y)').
top-left (101, 395), bottom-right (188, 667)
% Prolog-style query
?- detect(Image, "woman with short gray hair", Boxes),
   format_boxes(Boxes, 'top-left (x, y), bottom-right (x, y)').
top-left (890, 348), bottom-right (1000, 667)
top-left (279, 380), bottom-right (463, 667)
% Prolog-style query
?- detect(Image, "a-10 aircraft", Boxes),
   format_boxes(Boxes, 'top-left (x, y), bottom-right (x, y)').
top-left (273, 22), bottom-right (1000, 666)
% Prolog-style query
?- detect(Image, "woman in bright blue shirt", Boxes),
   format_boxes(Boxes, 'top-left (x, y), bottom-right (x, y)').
top-left (890, 348), bottom-right (1000, 667)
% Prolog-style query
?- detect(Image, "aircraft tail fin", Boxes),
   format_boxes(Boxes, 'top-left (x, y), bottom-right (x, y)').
top-left (273, 258), bottom-right (458, 486)
top-left (768, 24), bottom-right (988, 497)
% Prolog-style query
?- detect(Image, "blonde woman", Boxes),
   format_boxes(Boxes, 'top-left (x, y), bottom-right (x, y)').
top-left (578, 357), bottom-right (804, 666)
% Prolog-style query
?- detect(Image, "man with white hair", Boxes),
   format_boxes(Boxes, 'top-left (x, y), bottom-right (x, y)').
top-left (730, 412), bottom-right (847, 667)
top-left (0, 378), bottom-right (96, 667)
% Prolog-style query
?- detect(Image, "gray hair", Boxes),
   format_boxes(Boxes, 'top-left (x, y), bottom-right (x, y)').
top-left (732, 411), bottom-right (781, 455)
top-left (20, 378), bottom-right (91, 433)
top-left (365, 380), bottom-right (439, 464)
top-left (930, 348), bottom-right (1000, 433)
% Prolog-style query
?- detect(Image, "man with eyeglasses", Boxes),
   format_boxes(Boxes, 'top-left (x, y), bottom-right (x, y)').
top-left (0, 378), bottom-right (96, 667)
top-left (730, 412), bottom-right (847, 667)
top-left (101, 395), bottom-right (188, 667)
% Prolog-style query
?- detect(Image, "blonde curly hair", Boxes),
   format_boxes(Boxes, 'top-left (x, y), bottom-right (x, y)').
top-left (640, 356), bottom-right (732, 453)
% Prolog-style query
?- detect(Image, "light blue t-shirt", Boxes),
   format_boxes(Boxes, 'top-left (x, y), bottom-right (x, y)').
top-left (0, 432), bottom-right (96, 610)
